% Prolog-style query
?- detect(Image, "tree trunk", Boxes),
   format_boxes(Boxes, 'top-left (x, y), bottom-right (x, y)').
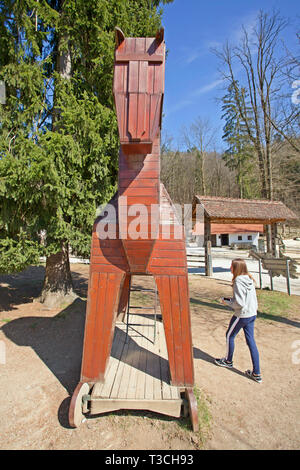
top-left (39, 2), bottom-right (75, 307)
top-left (256, 147), bottom-right (268, 198)
top-left (39, 241), bottom-right (77, 308)
top-left (201, 151), bottom-right (206, 196)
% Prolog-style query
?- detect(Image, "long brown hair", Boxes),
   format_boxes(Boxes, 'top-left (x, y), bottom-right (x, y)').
top-left (231, 258), bottom-right (255, 285)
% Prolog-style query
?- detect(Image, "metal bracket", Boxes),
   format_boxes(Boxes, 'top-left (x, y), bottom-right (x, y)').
top-left (82, 394), bottom-right (91, 403)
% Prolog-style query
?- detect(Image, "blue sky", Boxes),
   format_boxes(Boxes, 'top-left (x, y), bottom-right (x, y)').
top-left (161, 0), bottom-right (299, 151)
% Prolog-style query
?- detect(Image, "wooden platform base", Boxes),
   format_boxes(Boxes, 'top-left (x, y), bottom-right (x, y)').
top-left (89, 314), bottom-right (183, 418)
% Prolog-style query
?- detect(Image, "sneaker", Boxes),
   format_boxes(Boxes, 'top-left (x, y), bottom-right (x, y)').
top-left (214, 358), bottom-right (233, 368)
top-left (245, 369), bottom-right (262, 383)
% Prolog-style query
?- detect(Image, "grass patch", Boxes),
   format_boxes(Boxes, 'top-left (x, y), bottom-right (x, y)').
top-left (178, 386), bottom-right (212, 448)
top-left (257, 290), bottom-right (299, 318)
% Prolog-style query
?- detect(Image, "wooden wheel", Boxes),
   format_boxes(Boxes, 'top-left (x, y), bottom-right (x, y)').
top-left (185, 388), bottom-right (199, 432)
top-left (69, 382), bottom-right (90, 428)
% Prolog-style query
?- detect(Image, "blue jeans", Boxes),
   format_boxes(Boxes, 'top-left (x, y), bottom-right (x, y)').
top-left (226, 315), bottom-right (260, 375)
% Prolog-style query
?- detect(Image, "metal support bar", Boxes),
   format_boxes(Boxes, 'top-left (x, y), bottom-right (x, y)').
top-left (125, 277), bottom-right (158, 344)
top-left (259, 259), bottom-right (262, 289)
top-left (82, 394), bottom-right (92, 403)
top-left (269, 270), bottom-right (273, 291)
top-left (286, 259), bottom-right (291, 296)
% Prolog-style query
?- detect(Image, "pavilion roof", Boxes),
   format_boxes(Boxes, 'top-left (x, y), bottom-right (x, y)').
top-left (192, 196), bottom-right (297, 224)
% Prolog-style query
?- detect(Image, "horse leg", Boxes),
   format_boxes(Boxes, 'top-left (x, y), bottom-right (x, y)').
top-left (80, 270), bottom-right (126, 384)
top-left (116, 273), bottom-right (131, 322)
top-left (153, 274), bottom-right (194, 387)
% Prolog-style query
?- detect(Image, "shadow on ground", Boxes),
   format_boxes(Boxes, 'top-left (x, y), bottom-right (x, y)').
top-left (193, 346), bottom-right (246, 379)
top-left (1, 299), bottom-right (171, 429)
top-left (188, 267), bottom-right (231, 275)
top-left (0, 266), bottom-right (45, 311)
top-left (190, 297), bottom-right (300, 329)
top-left (257, 310), bottom-right (300, 328)
top-left (1, 298), bottom-right (86, 394)
top-left (0, 265), bottom-right (89, 311)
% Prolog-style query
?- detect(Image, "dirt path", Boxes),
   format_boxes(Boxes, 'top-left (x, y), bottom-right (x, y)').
top-left (0, 265), bottom-right (299, 450)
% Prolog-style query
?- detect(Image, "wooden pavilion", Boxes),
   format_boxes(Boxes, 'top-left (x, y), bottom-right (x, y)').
top-left (192, 196), bottom-right (298, 276)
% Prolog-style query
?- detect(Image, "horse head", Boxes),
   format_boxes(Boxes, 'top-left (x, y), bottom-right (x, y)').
top-left (113, 27), bottom-right (165, 155)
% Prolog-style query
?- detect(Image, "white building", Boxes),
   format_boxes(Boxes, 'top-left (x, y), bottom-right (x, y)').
top-left (193, 223), bottom-right (264, 248)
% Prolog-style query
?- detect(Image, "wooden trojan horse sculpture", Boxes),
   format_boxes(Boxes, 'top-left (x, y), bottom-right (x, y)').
top-left (69, 28), bottom-right (198, 430)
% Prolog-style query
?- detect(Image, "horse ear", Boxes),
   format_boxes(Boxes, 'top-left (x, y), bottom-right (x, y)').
top-left (155, 27), bottom-right (164, 44)
top-left (115, 27), bottom-right (125, 48)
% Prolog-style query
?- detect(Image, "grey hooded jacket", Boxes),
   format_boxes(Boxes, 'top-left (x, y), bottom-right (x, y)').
top-left (224, 274), bottom-right (258, 318)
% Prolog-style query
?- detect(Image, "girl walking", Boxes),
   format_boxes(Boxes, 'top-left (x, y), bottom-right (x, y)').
top-left (215, 258), bottom-right (262, 383)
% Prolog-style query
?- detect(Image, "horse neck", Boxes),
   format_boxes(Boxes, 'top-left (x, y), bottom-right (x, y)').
top-left (118, 136), bottom-right (161, 208)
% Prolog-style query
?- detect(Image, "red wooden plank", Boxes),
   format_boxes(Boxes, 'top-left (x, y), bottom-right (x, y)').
top-left (119, 154), bottom-right (159, 163)
top-left (119, 178), bottom-right (158, 188)
top-left (119, 161), bottom-right (159, 171)
top-left (120, 142), bottom-right (152, 155)
top-left (90, 272), bottom-right (108, 379)
top-left (113, 63), bottom-right (125, 92)
top-left (154, 240), bottom-right (185, 250)
top-left (120, 187), bottom-right (158, 197)
top-left (91, 255), bottom-right (128, 266)
top-left (154, 276), bottom-right (176, 382)
top-left (148, 266), bottom-right (187, 276)
top-left (129, 265), bottom-right (150, 273)
top-left (147, 62), bottom-right (154, 94)
top-left (114, 94), bottom-right (127, 140)
top-left (119, 169), bottom-right (159, 179)
top-left (128, 60), bottom-right (138, 93)
top-left (128, 92), bottom-right (138, 140)
top-left (170, 276), bottom-right (185, 385)
top-left (80, 271), bottom-right (100, 380)
top-left (115, 53), bottom-right (164, 62)
top-left (91, 247), bottom-right (121, 257)
top-left (153, 62), bottom-right (162, 93)
top-left (150, 258), bottom-right (186, 267)
top-left (97, 272), bottom-right (124, 379)
top-left (138, 60), bottom-right (148, 92)
top-left (178, 276), bottom-right (194, 385)
top-left (125, 37), bottom-right (135, 54)
top-left (91, 238), bottom-right (123, 247)
top-left (118, 196), bottom-right (158, 206)
top-left (91, 264), bottom-right (128, 274)
top-left (118, 214), bottom-right (150, 224)
top-left (150, 249), bottom-right (186, 259)
top-left (122, 241), bottom-right (154, 253)
top-left (136, 91), bottom-right (147, 139)
top-left (136, 37), bottom-right (146, 54)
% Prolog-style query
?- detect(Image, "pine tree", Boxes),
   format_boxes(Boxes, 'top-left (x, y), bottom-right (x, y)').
top-left (221, 82), bottom-right (258, 199)
top-left (0, 0), bottom-right (172, 306)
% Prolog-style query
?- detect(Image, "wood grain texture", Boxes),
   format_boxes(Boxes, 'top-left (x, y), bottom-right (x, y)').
top-left (89, 317), bottom-right (182, 418)
top-left (80, 272), bottom-right (125, 383)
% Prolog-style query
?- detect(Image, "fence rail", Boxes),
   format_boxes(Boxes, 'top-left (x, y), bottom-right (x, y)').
top-left (249, 250), bottom-right (298, 295)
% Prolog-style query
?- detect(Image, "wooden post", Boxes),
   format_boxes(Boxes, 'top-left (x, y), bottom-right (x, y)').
top-left (204, 213), bottom-right (212, 276)
top-left (207, 240), bottom-right (212, 277)
top-left (286, 259), bottom-right (291, 296)
top-left (265, 224), bottom-right (272, 254)
top-left (271, 223), bottom-right (278, 258)
top-left (269, 269), bottom-right (273, 291)
top-left (259, 259), bottom-right (262, 289)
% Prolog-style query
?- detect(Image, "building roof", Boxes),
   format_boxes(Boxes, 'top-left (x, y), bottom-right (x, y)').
top-left (193, 223), bottom-right (264, 236)
top-left (192, 195), bottom-right (297, 224)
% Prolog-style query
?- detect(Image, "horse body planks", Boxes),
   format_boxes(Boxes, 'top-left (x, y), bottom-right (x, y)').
top-left (78, 31), bottom-right (195, 390)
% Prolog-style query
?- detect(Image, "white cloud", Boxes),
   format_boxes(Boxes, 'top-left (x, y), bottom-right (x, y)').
top-left (164, 99), bottom-right (193, 117)
top-left (192, 79), bottom-right (224, 96)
